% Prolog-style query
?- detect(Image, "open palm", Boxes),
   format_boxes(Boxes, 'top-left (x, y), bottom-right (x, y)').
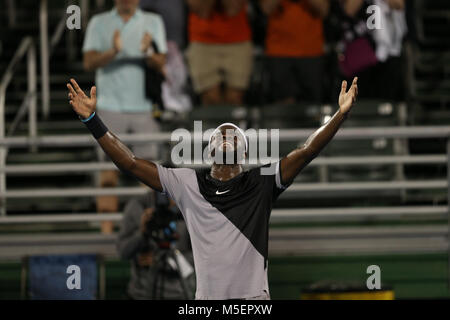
top-left (339, 77), bottom-right (358, 115)
top-left (67, 78), bottom-right (97, 119)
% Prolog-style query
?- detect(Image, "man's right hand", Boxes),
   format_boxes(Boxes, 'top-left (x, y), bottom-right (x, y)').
top-left (113, 30), bottom-right (122, 53)
top-left (67, 78), bottom-right (97, 119)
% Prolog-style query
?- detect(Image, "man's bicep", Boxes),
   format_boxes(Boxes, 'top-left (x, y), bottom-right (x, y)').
top-left (280, 148), bottom-right (312, 185)
top-left (154, 165), bottom-right (192, 205)
top-left (130, 159), bottom-right (163, 192)
top-left (258, 161), bottom-right (290, 201)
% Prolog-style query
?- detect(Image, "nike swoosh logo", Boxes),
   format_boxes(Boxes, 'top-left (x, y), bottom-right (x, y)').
top-left (215, 189), bottom-right (230, 195)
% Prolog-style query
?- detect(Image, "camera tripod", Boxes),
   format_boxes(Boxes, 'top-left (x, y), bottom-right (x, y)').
top-left (151, 242), bottom-right (193, 300)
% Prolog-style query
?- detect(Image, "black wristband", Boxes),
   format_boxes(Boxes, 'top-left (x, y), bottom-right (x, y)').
top-left (81, 112), bottom-right (108, 139)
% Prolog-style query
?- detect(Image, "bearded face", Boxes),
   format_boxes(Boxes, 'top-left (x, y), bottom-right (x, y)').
top-left (209, 125), bottom-right (247, 165)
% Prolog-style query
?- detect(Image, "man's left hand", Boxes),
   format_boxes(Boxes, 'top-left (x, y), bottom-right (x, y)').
top-left (338, 77), bottom-right (358, 115)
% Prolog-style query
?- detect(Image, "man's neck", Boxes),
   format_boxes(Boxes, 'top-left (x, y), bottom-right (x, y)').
top-left (117, 7), bottom-right (137, 23)
top-left (210, 164), bottom-right (243, 182)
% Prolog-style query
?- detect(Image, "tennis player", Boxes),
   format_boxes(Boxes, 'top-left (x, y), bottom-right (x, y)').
top-left (67, 77), bottom-right (358, 300)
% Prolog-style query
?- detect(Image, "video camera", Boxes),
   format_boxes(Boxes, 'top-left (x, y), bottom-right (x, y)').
top-left (145, 191), bottom-right (180, 244)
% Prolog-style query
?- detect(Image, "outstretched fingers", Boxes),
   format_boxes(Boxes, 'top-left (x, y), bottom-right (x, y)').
top-left (351, 77), bottom-right (358, 92)
top-left (350, 77), bottom-right (358, 102)
top-left (90, 86), bottom-right (97, 100)
top-left (341, 80), bottom-right (347, 95)
top-left (70, 78), bottom-right (85, 96)
top-left (67, 83), bottom-right (77, 96)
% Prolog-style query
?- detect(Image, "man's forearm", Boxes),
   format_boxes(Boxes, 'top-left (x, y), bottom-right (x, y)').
top-left (83, 49), bottom-right (117, 72)
top-left (80, 112), bottom-right (135, 171)
top-left (303, 109), bottom-right (347, 158)
top-left (81, 113), bottom-right (162, 191)
top-left (97, 131), bottom-right (139, 173)
top-left (280, 109), bottom-right (347, 185)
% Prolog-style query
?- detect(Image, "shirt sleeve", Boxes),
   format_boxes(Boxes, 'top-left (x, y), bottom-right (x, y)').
top-left (150, 14), bottom-right (168, 54)
top-left (82, 16), bottom-right (103, 52)
top-left (258, 160), bottom-right (291, 201)
top-left (156, 164), bottom-right (191, 204)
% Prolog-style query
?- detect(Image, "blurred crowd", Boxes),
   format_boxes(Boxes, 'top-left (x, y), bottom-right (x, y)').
top-left (86, 0), bottom-right (413, 112)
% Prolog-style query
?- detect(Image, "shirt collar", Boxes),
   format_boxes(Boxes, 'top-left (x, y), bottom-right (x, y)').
top-left (111, 7), bottom-right (142, 21)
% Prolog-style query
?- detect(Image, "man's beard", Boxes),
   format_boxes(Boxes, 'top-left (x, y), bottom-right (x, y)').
top-left (213, 149), bottom-right (244, 165)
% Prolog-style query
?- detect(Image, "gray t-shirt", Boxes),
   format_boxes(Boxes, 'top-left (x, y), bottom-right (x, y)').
top-left (156, 161), bottom-right (288, 299)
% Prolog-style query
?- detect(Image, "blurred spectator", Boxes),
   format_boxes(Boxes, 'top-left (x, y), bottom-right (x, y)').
top-left (186, 0), bottom-right (253, 106)
top-left (260, 0), bottom-right (329, 105)
top-left (140, 0), bottom-right (192, 113)
top-left (335, 0), bottom-right (378, 81)
top-left (82, 0), bottom-right (167, 234)
top-left (117, 192), bottom-right (194, 299)
top-left (161, 41), bottom-right (193, 113)
top-left (373, 0), bottom-right (407, 62)
top-left (338, 0), bottom-right (407, 101)
top-left (140, 0), bottom-right (187, 50)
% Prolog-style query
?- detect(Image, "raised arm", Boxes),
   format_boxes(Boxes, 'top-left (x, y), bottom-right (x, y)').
top-left (67, 79), bottom-right (163, 191)
top-left (280, 77), bottom-right (358, 185)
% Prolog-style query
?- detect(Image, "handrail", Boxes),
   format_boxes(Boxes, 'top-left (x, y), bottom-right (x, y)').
top-left (0, 36), bottom-right (37, 216)
top-left (40, 0), bottom-right (50, 118)
top-left (0, 180), bottom-right (446, 198)
top-left (0, 126), bottom-right (450, 148)
top-left (0, 206), bottom-right (447, 224)
top-left (0, 155), bottom-right (447, 175)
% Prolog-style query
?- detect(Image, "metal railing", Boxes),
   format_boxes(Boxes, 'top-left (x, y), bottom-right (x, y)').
top-left (39, 0), bottom-right (50, 119)
top-left (0, 125), bottom-right (448, 214)
top-left (0, 206), bottom-right (447, 225)
top-left (1, 126), bottom-right (449, 148)
top-left (0, 155), bottom-right (446, 175)
top-left (0, 36), bottom-right (37, 216)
